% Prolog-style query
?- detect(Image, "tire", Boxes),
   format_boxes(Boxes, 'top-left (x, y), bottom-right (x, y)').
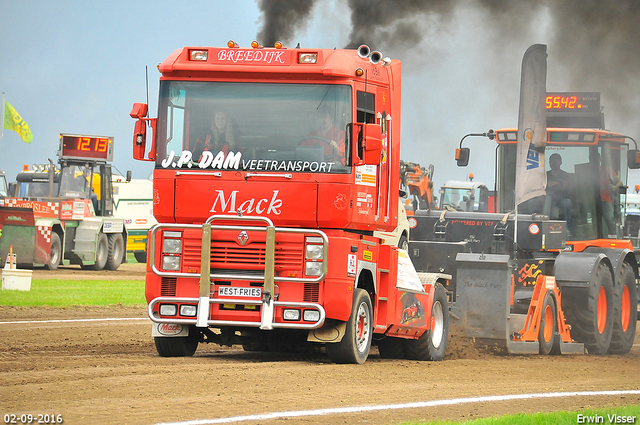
top-left (105, 233), bottom-right (124, 271)
top-left (404, 283), bottom-right (448, 361)
top-left (46, 232), bottom-right (61, 270)
top-left (377, 337), bottom-right (406, 359)
top-left (87, 233), bottom-right (108, 270)
top-left (538, 291), bottom-right (557, 355)
top-left (326, 288), bottom-right (373, 364)
top-left (154, 328), bottom-right (199, 357)
top-left (134, 251), bottom-right (147, 263)
top-left (608, 262), bottom-right (638, 354)
top-left (398, 234), bottom-right (409, 251)
top-left (562, 262), bottom-right (614, 355)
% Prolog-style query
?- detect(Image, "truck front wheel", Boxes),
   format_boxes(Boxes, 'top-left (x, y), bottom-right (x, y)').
top-left (404, 283), bottom-right (448, 361)
top-left (326, 288), bottom-right (372, 364)
top-left (154, 330), bottom-right (199, 357)
top-left (46, 233), bottom-right (61, 270)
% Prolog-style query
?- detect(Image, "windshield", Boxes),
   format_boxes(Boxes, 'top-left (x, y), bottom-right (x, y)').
top-left (59, 164), bottom-right (93, 199)
top-left (441, 186), bottom-right (485, 212)
top-left (156, 81), bottom-right (352, 174)
top-left (497, 141), bottom-right (628, 240)
top-left (0, 175), bottom-right (7, 197)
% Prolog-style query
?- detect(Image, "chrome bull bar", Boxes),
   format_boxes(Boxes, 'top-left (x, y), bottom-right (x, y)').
top-left (148, 214), bottom-right (329, 330)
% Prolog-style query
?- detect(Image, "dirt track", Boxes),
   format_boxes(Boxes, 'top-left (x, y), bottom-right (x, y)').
top-left (1, 264), bottom-right (639, 425)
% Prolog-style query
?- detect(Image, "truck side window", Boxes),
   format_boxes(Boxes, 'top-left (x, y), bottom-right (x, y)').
top-left (357, 91), bottom-right (375, 123)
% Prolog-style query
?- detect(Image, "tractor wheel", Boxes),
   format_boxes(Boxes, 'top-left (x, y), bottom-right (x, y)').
top-left (86, 232), bottom-right (109, 270)
top-left (326, 288), bottom-right (372, 364)
top-left (154, 328), bottom-right (199, 357)
top-left (562, 262), bottom-right (613, 355)
top-left (105, 233), bottom-right (124, 271)
top-left (134, 251), bottom-right (147, 263)
top-left (538, 291), bottom-right (557, 355)
top-left (377, 336), bottom-right (406, 359)
top-left (608, 262), bottom-right (638, 355)
top-left (46, 232), bottom-right (61, 270)
top-left (404, 283), bottom-right (448, 361)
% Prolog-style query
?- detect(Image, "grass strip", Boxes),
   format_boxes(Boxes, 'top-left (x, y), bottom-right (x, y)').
top-left (0, 279), bottom-right (145, 307)
top-left (416, 404), bottom-right (640, 425)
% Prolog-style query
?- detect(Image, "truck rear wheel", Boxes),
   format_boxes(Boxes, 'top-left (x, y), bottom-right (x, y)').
top-left (404, 283), bottom-right (448, 361)
top-left (154, 329), bottom-right (199, 357)
top-left (562, 262), bottom-right (613, 355)
top-left (46, 233), bottom-right (61, 270)
top-left (326, 288), bottom-right (372, 364)
top-left (538, 291), bottom-right (557, 355)
top-left (608, 262), bottom-right (637, 355)
top-left (105, 233), bottom-right (124, 271)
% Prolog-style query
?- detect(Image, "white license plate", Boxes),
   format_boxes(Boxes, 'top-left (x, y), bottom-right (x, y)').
top-left (218, 286), bottom-right (262, 298)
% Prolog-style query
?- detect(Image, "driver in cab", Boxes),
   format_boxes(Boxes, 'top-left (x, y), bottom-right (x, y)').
top-left (301, 105), bottom-right (345, 164)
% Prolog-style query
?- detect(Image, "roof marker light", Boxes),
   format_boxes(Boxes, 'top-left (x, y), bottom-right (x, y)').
top-left (189, 49), bottom-right (208, 61)
top-left (355, 68), bottom-right (364, 77)
top-left (251, 40), bottom-right (263, 49)
top-left (299, 53), bottom-right (317, 64)
top-left (274, 41), bottom-right (285, 49)
top-left (227, 40), bottom-right (239, 48)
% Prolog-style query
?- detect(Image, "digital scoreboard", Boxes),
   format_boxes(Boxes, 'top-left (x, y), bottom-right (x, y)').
top-left (545, 92), bottom-right (600, 112)
top-left (59, 134), bottom-right (114, 161)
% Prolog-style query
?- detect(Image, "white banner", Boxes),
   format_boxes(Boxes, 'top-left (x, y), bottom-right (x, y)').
top-left (515, 44), bottom-right (548, 206)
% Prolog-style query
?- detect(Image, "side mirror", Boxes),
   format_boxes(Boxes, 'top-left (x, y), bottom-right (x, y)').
top-left (126, 170), bottom-right (132, 182)
top-left (628, 150), bottom-right (640, 169)
top-left (131, 103), bottom-right (148, 161)
top-left (362, 123), bottom-right (383, 165)
top-left (456, 147), bottom-right (470, 167)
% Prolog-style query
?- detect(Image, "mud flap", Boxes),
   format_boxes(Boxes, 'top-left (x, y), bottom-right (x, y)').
top-left (452, 253), bottom-right (538, 354)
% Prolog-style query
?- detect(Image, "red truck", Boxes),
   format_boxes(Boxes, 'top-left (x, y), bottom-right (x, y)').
top-left (131, 41), bottom-right (450, 363)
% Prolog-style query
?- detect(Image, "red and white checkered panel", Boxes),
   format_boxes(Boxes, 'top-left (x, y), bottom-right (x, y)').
top-left (37, 225), bottom-right (52, 244)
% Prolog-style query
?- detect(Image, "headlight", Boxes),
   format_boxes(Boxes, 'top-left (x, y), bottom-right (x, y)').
top-left (305, 261), bottom-right (323, 277)
top-left (305, 244), bottom-right (324, 260)
top-left (163, 238), bottom-right (182, 254)
top-left (162, 255), bottom-right (180, 270)
top-left (180, 305), bottom-right (197, 317)
top-left (159, 304), bottom-right (177, 316)
top-left (303, 310), bottom-right (320, 322)
top-left (283, 309), bottom-right (301, 321)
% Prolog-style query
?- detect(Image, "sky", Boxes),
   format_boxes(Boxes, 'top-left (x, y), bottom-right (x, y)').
top-left (2, 0), bottom-right (640, 192)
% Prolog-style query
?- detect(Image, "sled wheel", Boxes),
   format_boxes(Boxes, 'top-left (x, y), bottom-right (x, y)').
top-left (608, 262), bottom-right (638, 354)
top-left (134, 251), bottom-right (147, 263)
top-left (538, 291), bottom-right (557, 355)
top-left (326, 288), bottom-right (372, 364)
top-left (404, 283), bottom-right (448, 361)
top-left (377, 336), bottom-right (406, 359)
top-left (154, 327), bottom-right (199, 357)
top-left (562, 262), bottom-right (613, 355)
top-left (46, 232), bottom-right (61, 270)
top-left (105, 233), bottom-right (124, 271)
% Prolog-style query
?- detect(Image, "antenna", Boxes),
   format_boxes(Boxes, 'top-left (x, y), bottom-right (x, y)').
top-left (145, 66), bottom-right (149, 119)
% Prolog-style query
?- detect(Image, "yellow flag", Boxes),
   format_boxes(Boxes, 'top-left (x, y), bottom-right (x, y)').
top-left (3, 100), bottom-right (33, 143)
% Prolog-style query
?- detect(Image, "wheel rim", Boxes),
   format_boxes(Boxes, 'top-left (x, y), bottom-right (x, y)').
top-left (597, 286), bottom-right (607, 334)
top-left (543, 303), bottom-right (554, 343)
top-left (431, 300), bottom-right (444, 349)
top-left (621, 285), bottom-right (631, 333)
top-left (50, 241), bottom-right (60, 265)
top-left (355, 302), bottom-right (370, 353)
